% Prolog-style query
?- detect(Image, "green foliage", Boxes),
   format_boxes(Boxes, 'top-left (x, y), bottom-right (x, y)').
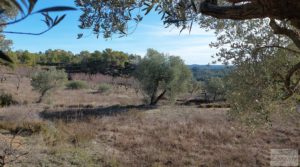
top-left (6, 48), bottom-right (140, 76)
top-left (205, 18), bottom-right (300, 124)
top-left (74, 0), bottom-right (226, 38)
top-left (16, 50), bottom-right (37, 66)
top-left (31, 68), bottom-right (67, 103)
top-left (225, 47), bottom-right (300, 125)
top-left (134, 49), bottom-right (192, 105)
top-left (205, 77), bottom-right (226, 101)
top-left (188, 79), bottom-right (203, 95)
top-left (78, 49), bottom-right (133, 75)
top-left (66, 80), bottom-right (88, 90)
top-left (41, 49), bottom-right (74, 64)
top-left (97, 83), bottom-right (112, 94)
top-left (0, 92), bottom-right (17, 107)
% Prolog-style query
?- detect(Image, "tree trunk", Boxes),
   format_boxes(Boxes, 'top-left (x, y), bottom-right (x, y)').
top-left (150, 90), bottom-right (167, 106)
top-left (37, 90), bottom-right (48, 103)
top-left (213, 92), bottom-right (217, 102)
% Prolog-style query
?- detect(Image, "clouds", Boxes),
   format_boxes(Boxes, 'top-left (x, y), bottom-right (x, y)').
top-left (129, 22), bottom-right (217, 64)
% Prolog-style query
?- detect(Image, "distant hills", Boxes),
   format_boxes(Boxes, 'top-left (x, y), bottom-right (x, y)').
top-left (188, 64), bottom-right (232, 81)
top-left (188, 64), bottom-right (228, 70)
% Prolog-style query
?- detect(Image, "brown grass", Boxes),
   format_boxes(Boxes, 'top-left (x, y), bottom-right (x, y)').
top-left (0, 71), bottom-right (299, 166)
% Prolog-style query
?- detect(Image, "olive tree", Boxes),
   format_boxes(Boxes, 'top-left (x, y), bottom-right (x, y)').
top-left (205, 77), bottom-right (226, 101)
top-left (134, 49), bottom-right (192, 105)
top-left (31, 68), bottom-right (67, 103)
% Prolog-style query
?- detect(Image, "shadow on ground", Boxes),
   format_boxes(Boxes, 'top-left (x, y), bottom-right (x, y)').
top-left (39, 105), bottom-right (156, 122)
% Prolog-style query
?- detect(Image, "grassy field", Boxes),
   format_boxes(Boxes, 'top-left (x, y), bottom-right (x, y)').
top-left (0, 71), bottom-right (299, 166)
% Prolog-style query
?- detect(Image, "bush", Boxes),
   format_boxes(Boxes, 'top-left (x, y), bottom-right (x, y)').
top-left (31, 68), bottom-right (67, 103)
top-left (0, 121), bottom-right (44, 135)
top-left (0, 92), bottom-right (17, 107)
top-left (97, 83), bottom-right (111, 93)
top-left (66, 80), bottom-right (88, 90)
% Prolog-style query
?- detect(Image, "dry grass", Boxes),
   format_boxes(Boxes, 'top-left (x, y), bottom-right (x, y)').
top-left (0, 71), bottom-right (299, 166)
top-left (1, 105), bottom-right (300, 166)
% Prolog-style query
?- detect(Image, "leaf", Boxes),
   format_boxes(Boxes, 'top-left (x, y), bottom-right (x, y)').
top-left (180, 25), bottom-right (186, 33)
top-left (20, 0), bottom-right (28, 8)
top-left (189, 21), bottom-right (193, 34)
top-left (53, 14), bottom-right (66, 26)
top-left (42, 13), bottom-right (53, 26)
top-left (28, 0), bottom-right (37, 13)
top-left (53, 16), bottom-right (59, 24)
top-left (191, 0), bottom-right (197, 12)
top-left (161, 12), bottom-right (166, 20)
top-left (42, 19), bottom-right (50, 27)
top-left (77, 33), bottom-right (83, 39)
top-left (0, 51), bottom-right (13, 63)
top-left (10, 0), bottom-right (25, 15)
top-left (35, 6), bottom-right (76, 13)
top-left (144, 4), bottom-right (154, 15)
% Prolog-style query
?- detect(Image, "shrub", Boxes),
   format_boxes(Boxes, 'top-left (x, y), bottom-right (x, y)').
top-left (31, 68), bottom-right (67, 103)
top-left (66, 80), bottom-right (88, 90)
top-left (0, 92), bottom-right (17, 107)
top-left (0, 121), bottom-right (44, 135)
top-left (97, 83), bottom-right (111, 93)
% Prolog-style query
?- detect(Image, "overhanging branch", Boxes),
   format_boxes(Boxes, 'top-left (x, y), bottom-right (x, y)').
top-left (199, 0), bottom-right (300, 21)
top-left (200, 1), bottom-right (264, 20)
top-left (269, 19), bottom-right (300, 49)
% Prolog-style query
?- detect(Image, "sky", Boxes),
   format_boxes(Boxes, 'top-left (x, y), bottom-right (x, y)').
top-left (4, 0), bottom-right (218, 65)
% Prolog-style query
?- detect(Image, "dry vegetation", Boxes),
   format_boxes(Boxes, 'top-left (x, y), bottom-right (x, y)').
top-left (0, 69), bottom-right (299, 166)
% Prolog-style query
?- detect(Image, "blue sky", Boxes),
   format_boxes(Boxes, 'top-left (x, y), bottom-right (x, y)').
top-left (4, 0), bottom-right (217, 65)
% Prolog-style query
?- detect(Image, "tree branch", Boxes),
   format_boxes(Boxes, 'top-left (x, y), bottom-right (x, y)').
top-left (200, 1), bottom-right (264, 20)
top-left (255, 45), bottom-right (300, 55)
top-left (200, 0), bottom-right (300, 20)
top-left (269, 19), bottom-right (300, 49)
top-left (282, 61), bottom-right (300, 100)
top-left (0, 15), bottom-right (29, 27)
top-left (1, 28), bottom-right (52, 36)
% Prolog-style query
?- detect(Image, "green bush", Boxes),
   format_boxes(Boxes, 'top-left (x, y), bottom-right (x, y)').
top-left (31, 68), bottom-right (67, 103)
top-left (66, 80), bottom-right (88, 90)
top-left (97, 83), bottom-right (111, 93)
top-left (0, 92), bottom-right (17, 107)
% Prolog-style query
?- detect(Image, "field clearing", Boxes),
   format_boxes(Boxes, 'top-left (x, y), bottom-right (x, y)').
top-left (0, 72), bottom-right (299, 166)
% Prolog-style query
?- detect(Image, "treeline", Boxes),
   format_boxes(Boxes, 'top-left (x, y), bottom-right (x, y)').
top-left (7, 48), bottom-right (232, 103)
top-left (7, 48), bottom-right (142, 76)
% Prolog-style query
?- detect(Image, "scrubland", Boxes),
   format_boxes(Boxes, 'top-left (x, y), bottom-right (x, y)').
top-left (0, 72), bottom-right (299, 167)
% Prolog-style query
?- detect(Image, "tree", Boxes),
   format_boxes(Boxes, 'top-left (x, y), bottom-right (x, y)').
top-left (76, 0), bottom-right (300, 43)
top-left (0, 1), bottom-right (18, 64)
top-left (16, 50), bottom-right (37, 66)
top-left (224, 47), bottom-right (300, 124)
top-left (31, 68), bottom-right (67, 103)
top-left (134, 49), bottom-right (192, 105)
top-left (188, 79), bottom-right (203, 96)
top-left (75, 0), bottom-right (300, 98)
top-left (205, 77), bottom-right (226, 101)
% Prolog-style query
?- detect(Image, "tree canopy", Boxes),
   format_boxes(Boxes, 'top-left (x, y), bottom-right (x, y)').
top-left (75, 0), bottom-right (300, 101)
top-left (76, 0), bottom-right (300, 43)
top-left (134, 49), bottom-right (192, 105)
